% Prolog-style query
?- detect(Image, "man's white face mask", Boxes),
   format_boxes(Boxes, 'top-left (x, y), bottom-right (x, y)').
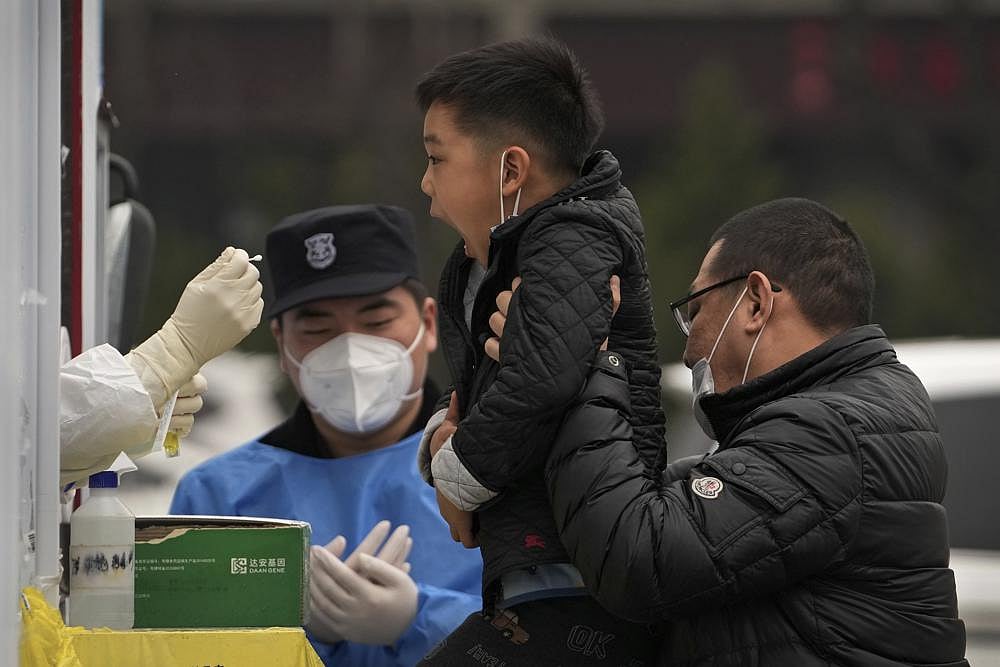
top-left (285, 323), bottom-right (425, 435)
top-left (691, 285), bottom-right (770, 440)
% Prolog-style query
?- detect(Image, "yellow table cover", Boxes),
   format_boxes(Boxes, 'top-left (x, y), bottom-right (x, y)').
top-left (20, 586), bottom-right (322, 667)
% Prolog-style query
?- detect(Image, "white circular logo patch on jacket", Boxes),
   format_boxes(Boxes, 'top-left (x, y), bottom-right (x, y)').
top-left (692, 476), bottom-right (724, 499)
top-left (304, 232), bottom-right (336, 270)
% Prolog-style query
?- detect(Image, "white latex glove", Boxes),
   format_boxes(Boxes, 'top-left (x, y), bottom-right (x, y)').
top-left (332, 520), bottom-right (413, 573)
top-left (308, 521), bottom-right (409, 647)
top-left (167, 373), bottom-right (207, 437)
top-left (127, 247), bottom-right (263, 407)
top-left (308, 521), bottom-right (416, 646)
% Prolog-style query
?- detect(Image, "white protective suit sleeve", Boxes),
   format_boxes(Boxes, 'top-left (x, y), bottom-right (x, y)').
top-left (59, 343), bottom-right (159, 486)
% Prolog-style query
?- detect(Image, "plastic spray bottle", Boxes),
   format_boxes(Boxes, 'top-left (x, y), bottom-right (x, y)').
top-left (68, 471), bottom-right (134, 628)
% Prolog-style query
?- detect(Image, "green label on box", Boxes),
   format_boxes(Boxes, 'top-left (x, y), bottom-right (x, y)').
top-left (134, 524), bottom-right (308, 628)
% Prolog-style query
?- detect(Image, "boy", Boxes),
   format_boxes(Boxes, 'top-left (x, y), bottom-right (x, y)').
top-left (415, 37), bottom-right (664, 665)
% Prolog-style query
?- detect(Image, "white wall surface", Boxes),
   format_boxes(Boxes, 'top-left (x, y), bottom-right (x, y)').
top-left (0, 0), bottom-right (63, 662)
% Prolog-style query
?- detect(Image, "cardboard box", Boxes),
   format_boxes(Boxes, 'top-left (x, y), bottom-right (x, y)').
top-left (134, 515), bottom-right (310, 629)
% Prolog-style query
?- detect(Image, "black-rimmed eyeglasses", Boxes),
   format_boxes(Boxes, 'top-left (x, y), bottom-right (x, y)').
top-left (668, 274), bottom-right (781, 337)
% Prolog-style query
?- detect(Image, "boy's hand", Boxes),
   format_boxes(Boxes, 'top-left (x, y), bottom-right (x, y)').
top-left (600, 275), bottom-right (622, 351)
top-left (436, 489), bottom-right (479, 548)
top-left (429, 391), bottom-right (459, 457)
top-left (484, 277), bottom-right (522, 362)
top-left (484, 275), bottom-right (620, 361)
top-left (428, 392), bottom-right (479, 546)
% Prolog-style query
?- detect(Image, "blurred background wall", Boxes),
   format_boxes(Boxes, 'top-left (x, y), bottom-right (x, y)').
top-left (103, 0), bottom-right (1000, 373)
top-left (98, 6), bottom-right (1000, 658)
top-left (102, 0), bottom-right (1000, 510)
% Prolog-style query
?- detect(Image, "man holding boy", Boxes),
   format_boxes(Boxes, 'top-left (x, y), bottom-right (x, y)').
top-left (539, 198), bottom-right (969, 666)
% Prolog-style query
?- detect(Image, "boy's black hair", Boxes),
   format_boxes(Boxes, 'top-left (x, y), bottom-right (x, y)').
top-left (416, 36), bottom-right (605, 175)
top-left (709, 198), bottom-right (875, 334)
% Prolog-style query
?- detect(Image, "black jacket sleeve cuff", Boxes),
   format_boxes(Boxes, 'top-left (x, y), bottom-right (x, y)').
top-left (575, 350), bottom-right (631, 411)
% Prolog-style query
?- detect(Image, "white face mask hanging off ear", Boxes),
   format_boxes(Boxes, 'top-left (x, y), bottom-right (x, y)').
top-left (497, 148), bottom-right (522, 228)
top-left (284, 323), bottom-right (425, 435)
top-left (690, 286), bottom-right (772, 441)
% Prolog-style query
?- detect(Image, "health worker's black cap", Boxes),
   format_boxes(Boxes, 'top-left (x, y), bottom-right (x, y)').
top-left (263, 204), bottom-right (420, 319)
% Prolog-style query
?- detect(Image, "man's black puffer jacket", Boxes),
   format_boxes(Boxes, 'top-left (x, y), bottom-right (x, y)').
top-left (547, 326), bottom-right (968, 666)
top-left (436, 150), bottom-right (666, 600)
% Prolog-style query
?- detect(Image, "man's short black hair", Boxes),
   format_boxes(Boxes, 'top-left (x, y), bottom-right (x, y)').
top-left (416, 36), bottom-right (605, 175)
top-left (709, 198), bottom-right (875, 334)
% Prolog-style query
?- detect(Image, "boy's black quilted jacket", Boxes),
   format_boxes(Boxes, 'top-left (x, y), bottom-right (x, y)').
top-left (435, 150), bottom-right (666, 600)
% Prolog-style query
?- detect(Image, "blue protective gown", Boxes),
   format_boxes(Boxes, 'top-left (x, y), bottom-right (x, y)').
top-left (170, 426), bottom-right (482, 666)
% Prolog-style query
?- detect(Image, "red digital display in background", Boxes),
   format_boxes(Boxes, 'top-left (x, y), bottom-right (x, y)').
top-left (869, 34), bottom-right (904, 91)
top-left (921, 35), bottom-right (962, 99)
top-left (789, 20), bottom-right (834, 116)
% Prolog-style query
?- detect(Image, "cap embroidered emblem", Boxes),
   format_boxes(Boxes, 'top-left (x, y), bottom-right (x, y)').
top-left (304, 232), bottom-right (336, 270)
top-left (692, 476), bottom-right (723, 499)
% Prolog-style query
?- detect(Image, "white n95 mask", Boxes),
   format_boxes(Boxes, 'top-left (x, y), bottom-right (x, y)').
top-left (284, 323), bottom-right (425, 434)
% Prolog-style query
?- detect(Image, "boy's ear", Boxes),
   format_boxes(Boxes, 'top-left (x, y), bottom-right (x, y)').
top-left (502, 146), bottom-right (530, 196)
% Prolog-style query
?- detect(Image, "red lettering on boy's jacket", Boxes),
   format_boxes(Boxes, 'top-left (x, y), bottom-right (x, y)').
top-left (524, 534), bottom-right (546, 550)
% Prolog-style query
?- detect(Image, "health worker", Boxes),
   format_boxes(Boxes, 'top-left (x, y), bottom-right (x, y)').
top-left (170, 205), bottom-right (482, 667)
top-left (60, 246), bottom-right (263, 485)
